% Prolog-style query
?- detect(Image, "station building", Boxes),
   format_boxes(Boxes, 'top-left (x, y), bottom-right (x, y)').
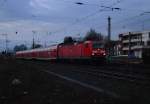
top-left (119, 31), bottom-right (150, 58)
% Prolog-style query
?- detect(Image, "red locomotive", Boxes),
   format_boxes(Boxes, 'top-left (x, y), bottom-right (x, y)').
top-left (16, 41), bottom-right (106, 61)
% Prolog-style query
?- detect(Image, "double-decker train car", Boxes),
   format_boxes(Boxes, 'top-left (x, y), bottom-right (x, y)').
top-left (16, 45), bottom-right (57, 60)
top-left (16, 41), bottom-right (106, 61)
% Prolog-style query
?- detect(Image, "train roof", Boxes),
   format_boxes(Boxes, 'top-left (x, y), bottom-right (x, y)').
top-left (16, 45), bottom-right (57, 54)
top-left (58, 40), bottom-right (98, 46)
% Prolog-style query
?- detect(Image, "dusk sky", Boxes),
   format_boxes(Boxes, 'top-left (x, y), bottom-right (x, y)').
top-left (0, 0), bottom-right (150, 50)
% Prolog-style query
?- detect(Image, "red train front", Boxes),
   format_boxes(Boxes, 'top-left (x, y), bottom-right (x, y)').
top-left (91, 41), bottom-right (106, 58)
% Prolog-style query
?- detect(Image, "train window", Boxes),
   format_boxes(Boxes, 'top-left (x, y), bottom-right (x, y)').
top-left (93, 43), bottom-right (104, 48)
top-left (85, 43), bottom-right (89, 48)
top-left (48, 52), bottom-right (51, 55)
top-left (147, 41), bottom-right (150, 46)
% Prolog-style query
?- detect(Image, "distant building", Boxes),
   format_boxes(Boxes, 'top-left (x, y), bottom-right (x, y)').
top-left (109, 40), bottom-right (121, 56)
top-left (119, 31), bottom-right (150, 58)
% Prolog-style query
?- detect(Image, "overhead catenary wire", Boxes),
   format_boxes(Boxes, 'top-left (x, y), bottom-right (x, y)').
top-left (70, 1), bottom-right (150, 33)
top-left (1, 0), bottom-right (124, 46)
top-left (110, 11), bottom-right (150, 30)
top-left (92, 10), bottom-right (150, 32)
top-left (47, 0), bottom-right (123, 35)
top-left (31, 0), bottom-right (123, 45)
top-left (24, 0), bottom-right (123, 36)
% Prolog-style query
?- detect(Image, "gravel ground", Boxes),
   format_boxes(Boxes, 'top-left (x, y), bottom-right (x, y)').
top-left (0, 58), bottom-right (149, 104)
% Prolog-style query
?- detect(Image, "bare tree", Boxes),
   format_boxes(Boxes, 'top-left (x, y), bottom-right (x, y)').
top-left (64, 36), bottom-right (74, 44)
top-left (84, 29), bottom-right (104, 41)
top-left (14, 44), bottom-right (27, 52)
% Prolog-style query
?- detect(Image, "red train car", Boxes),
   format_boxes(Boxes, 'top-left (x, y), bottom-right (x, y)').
top-left (16, 45), bottom-right (57, 60)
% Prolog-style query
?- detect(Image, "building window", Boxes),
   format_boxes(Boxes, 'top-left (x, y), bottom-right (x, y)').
top-left (147, 41), bottom-right (150, 46)
top-left (149, 33), bottom-right (150, 38)
top-left (142, 41), bottom-right (144, 45)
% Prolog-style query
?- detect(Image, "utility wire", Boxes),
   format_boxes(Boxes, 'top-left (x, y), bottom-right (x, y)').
top-left (111, 11), bottom-right (150, 29)
top-left (124, 18), bottom-right (150, 28)
top-left (93, 10), bottom-right (150, 31)
top-left (48, 0), bottom-right (123, 35)
top-left (30, 0), bottom-right (123, 35)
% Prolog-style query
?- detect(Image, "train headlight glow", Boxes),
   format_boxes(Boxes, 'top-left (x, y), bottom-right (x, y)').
top-left (103, 53), bottom-right (106, 55)
top-left (92, 53), bottom-right (95, 56)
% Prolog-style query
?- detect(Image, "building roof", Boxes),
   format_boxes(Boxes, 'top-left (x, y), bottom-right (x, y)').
top-left (119, 30), bottom-right (150, 36)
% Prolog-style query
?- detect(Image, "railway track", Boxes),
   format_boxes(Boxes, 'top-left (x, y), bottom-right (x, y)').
top-left (42, 70), bottom-right (120, 98)
top-left (40, 65), bottom-right (150, 100)
top-left (77, 63), bottom-right (150, 76)
top-left (18, 60), bottom-right (150, 85)
top-left (15, 60), bottom-right (150, 102)
top-left (71, 69), bottom-right (150, 85)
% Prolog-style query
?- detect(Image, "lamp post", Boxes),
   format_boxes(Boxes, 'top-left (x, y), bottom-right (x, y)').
top-left (128, 32), bottom-right (131, 57)
top-left (1, 33), bottom-right (8, 53)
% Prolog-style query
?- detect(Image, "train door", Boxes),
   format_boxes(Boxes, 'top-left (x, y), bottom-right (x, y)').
top-left (83, 42), bottom-right (92, 58)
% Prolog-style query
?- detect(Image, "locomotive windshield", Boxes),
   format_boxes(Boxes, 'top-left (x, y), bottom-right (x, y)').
top-left (93, 43), bottom-right (104, 49)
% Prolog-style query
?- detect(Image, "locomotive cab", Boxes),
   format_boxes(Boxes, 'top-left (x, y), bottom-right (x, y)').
top-left (91, 42), bottom-right (106, 58)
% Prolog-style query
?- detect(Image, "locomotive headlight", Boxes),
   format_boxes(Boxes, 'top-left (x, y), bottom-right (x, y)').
top-left (92, 50), bottom-right (97, 56)
top-left (92, 53), bottom-right (95, 56)
top-left (103, 53), bottom-right (106, 55)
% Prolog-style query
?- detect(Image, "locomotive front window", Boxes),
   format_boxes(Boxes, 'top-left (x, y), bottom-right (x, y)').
top-left (85, 43), bottom-right (89, 48)
top-left (93, 43), bottom-right (104, 48)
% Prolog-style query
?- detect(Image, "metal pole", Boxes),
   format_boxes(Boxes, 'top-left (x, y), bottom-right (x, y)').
top-left (32, 37), bottom-right (35, 49)
top-left (128, 32), bottom-right (131, 57)
top-left (108, 16), bottom-right (111, 42)
top-left (32, 31), bottom-right (36, 49)
top-left (108, 16), bottom-right (111, 56)
top-left (5, 34), bottom-right (8, 53)
top-left (2, 34), bottom-right (8, 53)
top-left (142, 22), bottom-right (145, 31)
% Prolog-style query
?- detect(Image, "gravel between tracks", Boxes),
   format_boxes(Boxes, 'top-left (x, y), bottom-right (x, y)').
top-left (0, 58), bottom-right (150, 104)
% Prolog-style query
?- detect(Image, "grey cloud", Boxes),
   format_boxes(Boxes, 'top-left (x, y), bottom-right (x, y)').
top-left (0, 0), bottom-right (150, 50)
